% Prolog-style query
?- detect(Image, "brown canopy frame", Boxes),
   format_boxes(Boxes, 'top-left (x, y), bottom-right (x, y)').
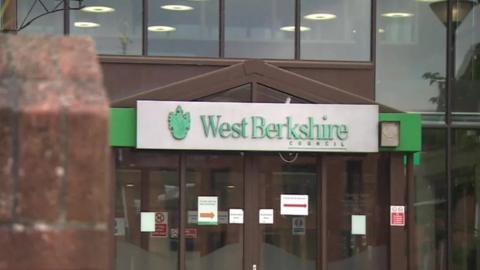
top-left (112, 60), bottom-right (400, 113)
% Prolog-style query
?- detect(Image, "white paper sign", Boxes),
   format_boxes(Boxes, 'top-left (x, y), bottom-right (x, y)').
top-left (292, 217), bottom-right (306, 235)
top-left (137, 101), bottom-right (379, 153)
top-left (219, 211), bottom-right (229, 224)
top-left (229, 209), bottom-right (244, 224)
top-left (198, 196), bottom-right (218, 225)
top-left (281, 194), bottom-right (309, 216)
top-left (390, 205), bottom-right (405, 226)
top-left (114, 218), bottom-right (126, 236)
top-left (351, 215), bottom-right (366, 235)
top-left (140, 212), bottom-right (155, 232)
top-left (259, 209), bottom-right (274, 224)
top-left (188, 211), bottom-right (198, 224)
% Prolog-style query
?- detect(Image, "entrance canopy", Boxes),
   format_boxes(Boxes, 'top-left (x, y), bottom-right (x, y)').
top-left (110, 60), bottom-right (420, 152)
top-left (112, 60), bottom-right (399, 112)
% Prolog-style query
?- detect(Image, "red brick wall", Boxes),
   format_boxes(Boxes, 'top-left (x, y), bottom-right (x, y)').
top-left (0, 34), bottom-right (112, 270)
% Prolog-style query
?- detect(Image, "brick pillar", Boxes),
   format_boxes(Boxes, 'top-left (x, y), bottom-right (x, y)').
top-left (0, 34), bottom-right (112, 269)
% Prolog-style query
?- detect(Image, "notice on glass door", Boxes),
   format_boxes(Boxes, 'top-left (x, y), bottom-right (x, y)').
top-left (280, 194), bottom-right (309, 216)
top-left (198, 196), bottom-right (218, 225)
top-left (259, 209), bottom-right (274, 224)
top-left (229, 209), bottom-right (244, 224)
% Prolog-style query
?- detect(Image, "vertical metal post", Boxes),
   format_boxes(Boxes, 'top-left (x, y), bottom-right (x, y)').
top-left (219, 0), bottom-right (225, 58)
top-left (371, 0), bottom-right (377, 99)
top-left (142, 0), bottom-right (148, 55)
top-left (294, 0), bottom-right (300, 60)
top-left (179, 153), bottom-right (186, 270)
top-left (63, 0), bottom-right (69, 35)
top-left (445, 0), bottom-right (454, 268)
top-left (407, 153), bottom-right (416, 270)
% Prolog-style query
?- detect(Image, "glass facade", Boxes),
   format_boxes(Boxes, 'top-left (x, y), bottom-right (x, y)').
top-left (301, 0), bottom-right (371, 61)
top-left (376, 0), bottom-right (446, 113)
top-left (13, 0), bottom-right (371, 60)
top-left (454, 1), bottom-right (480, 117)
top-left (70, 0), bottom-right (142, 55)
top-left (414, 129), bottom-right (447, 270)
top-left (148, 0), bottom-right (218, 57)
top-left (375, 0), bottom-right (480, 268)
top-left (225, 0), bottom-right (294, 59)
top-left (452, 129), bottom-right (480, 270)
top-left (17, 0), bottom-right (63, 34)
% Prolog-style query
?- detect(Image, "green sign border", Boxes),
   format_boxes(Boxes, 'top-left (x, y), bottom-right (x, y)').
top-left (110, 108), bottom-right (136, 147)
top-left (379, 113), bottom-right (421, 153)
top-left (109, 108), bottom-right (422, 153)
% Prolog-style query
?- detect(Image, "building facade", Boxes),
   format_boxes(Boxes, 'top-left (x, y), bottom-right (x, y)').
top-left (1, 0), bottom-right (480, 270)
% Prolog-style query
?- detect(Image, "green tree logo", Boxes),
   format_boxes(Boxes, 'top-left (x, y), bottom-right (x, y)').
top-left (168, 106), bottom-right (191, 140)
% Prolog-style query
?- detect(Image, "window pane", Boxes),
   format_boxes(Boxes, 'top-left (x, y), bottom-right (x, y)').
top-left (414, 129), bottom-right (447, 270)
top-left (70, 0), bottom-right (142, 55)
top-left (148, 0), bottom-right (219, 57)
top-left (225, 0), bottom-right (294, 59)
top-left (198, 84), bottom-right (252, 102)
top-left (301, 0), bottom-right (371, 61)
top-left (376, 0), bottom-right (446, 113)
top-left (255, 84), bottom-right (310, 103)
top-left (185, 153), bottom-right (244, 270)
top-left (325, 154), bottom-right (389, 270)
top-left (453, 3), bottom-right (480, 115)
top-left (452, 129), bottom-right (480, 270)
top-left (115, 149), bottom-right (179, 270)
top-left (17, 0), bottom-right (63, 34)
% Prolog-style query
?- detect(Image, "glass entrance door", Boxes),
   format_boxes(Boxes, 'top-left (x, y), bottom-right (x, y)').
top-left (114, 150), bottom-right (389, 270)
top-left (169, 152), bottom-right (319, 270)
top-left (254, 154), bottom-right (318, 270)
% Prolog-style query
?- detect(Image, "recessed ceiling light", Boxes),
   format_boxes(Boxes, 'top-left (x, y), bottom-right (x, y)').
top-left (161, 5), bottom-right (194, 11)
top-left (378, 28), bottom-right (385, 33)
top-left (304, 13), bottom-right (337, 20)
top-left (74, 22), bottom-right (100, 28)
top-left (148, 25), bottom-right (176, 32)
top-left (126, 184), bottom-right (135, 188)
top-left (381, 12), bottom-right (414, 18)
top-left (226, 185), bottom-right (236, 189)
top-left (81, 6), bottom-right (115, 13)
top-left (280, 26), bottom-right (311, 32)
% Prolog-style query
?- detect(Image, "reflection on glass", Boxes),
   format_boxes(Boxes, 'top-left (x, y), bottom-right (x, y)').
top-left (452, 129), bottom-right (480, 270)
top-left (115, 149), bottom-right (179, 270)
top-left (325, 155), bottom-right (388, 270)
top-left (186, 153), bottom-right (244, 270)
top-left (198, 84), bottom-right (252, 102)
top-left (376, 0), bottom-right (446, 112)
top-left (225, 0), bottom-right (294, 59)
top-left (301, 0), bottom-right (370, 61)
top-left (148, 0), bottom-right (219, 57)
top-left (454, 3), bottom-right (480, 114)
top-left (414, 129), bottom-right (447, 270)
top-left (70, 0), bottom-right (141, 55)
top-left (256, 84), bottom-right (309, 103)
top-left (17, 0), bottom-right (63, 34)
top-left (257, 154), bottom-right (317, 270)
